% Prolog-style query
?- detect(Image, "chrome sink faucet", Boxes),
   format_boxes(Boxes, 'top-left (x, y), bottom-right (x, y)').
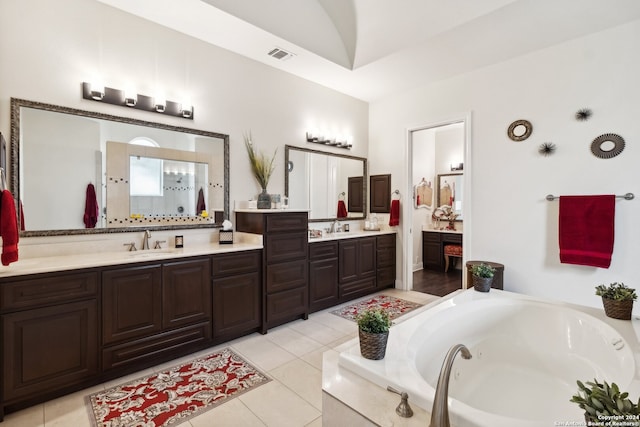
top-left (429, 344), bottom-right (472, 427)
top-left (142, 230), bottom-right (151, 250)
top-left (329, 219), bottom-right (342, 233)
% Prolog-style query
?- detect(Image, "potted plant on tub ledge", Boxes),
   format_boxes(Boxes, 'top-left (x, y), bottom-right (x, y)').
top-left (357, 308), bottom-right (391, 360)
top-left (595, 282), bottom-right (637, 320)
top-left (571, 379), bottom-right (639, 423)
top-left (470, 263), bottom-right (496, 292)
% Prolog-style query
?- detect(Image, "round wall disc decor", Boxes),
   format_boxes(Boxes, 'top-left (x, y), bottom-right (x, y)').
top-left (507, 119), bottom-right (533, 141)
top-left (591, 133), bottom-right (625, 159)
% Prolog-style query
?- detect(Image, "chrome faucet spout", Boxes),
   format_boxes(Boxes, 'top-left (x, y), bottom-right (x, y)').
top-left (429, 344), bottom-right (472, 427)
top-left (142, 230), bottom-right (151, 250)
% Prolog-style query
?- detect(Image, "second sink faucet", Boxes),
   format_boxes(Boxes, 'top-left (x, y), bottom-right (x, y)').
top-left (142, 230), bottom-right (151, 250)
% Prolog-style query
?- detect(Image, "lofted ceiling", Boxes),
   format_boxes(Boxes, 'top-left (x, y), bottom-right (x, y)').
top-left (98, 0), bottom-right (640, 102)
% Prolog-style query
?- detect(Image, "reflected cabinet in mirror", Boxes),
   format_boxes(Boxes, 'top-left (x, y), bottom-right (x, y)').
top-left (436, 173), bottom-right (463, 220)
top-left (11, 98), bottom-right (229, 236)
top-left (284, 145), bottom-right (367, 222)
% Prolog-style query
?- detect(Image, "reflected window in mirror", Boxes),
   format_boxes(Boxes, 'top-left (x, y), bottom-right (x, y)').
top-left (11, 98), bottom-right (229, 236)
top-left (436, 173), bottom-right (463, 220)
top-left (284, 145), bottom-right (367, 222)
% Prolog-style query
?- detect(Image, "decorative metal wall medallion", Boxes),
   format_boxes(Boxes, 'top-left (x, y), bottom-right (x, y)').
top-left (591, 133), bottom-right (625, 159)
top-left (507, 119), bottom-right (533, 141)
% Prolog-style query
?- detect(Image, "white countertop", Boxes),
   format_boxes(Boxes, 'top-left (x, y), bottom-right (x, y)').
top-left (0, 242), bottom-right (263, 278)
top-left (308, 229), bottom-right (396, 242)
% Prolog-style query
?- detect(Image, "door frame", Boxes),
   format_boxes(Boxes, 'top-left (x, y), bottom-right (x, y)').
top-left (401, 113), bottom-right (473, 291)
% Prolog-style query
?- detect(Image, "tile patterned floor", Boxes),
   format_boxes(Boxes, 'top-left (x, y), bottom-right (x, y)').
top-left (2, 290), bottom-right (438, 427)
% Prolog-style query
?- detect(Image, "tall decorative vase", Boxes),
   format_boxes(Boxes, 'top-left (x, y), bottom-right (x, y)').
top-left (257, 188), bottom-right (271, 209)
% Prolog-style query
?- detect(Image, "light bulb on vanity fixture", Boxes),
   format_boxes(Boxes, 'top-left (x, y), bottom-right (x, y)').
top-left (89, 83), bottom-right (105, 101)
top-left (154, 94), bottom-right (166, 113)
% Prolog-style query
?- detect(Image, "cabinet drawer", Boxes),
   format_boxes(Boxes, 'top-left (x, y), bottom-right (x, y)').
top-left (309, 241), bottom-right (338, 260)
top-left (1, 272), bottom-right (98, 311)
top-left (266, 287), bottom-right (308, 324)
top-left (422, 232), bottom-right (441, 243)
top-left (377, 267), bottom-right (396, 288)
top-left (377, 248), bottom-right (396, 268)
top-left (102, 322), bottom-right (211, 371)
top-left (265, 232), bottom-right (308, 263)
top-left (212, 250), bottom-right (261, 276)
top-left (442, 233), bottom-right (462, 244)
top-left (340, 277), bottom-right (376, 300)
top-left (265, 212), bottom-right (308, 232)
top-left (266, 259), bottom-right (307, 293)
top-left (376, 234), bottom-right (395, 249)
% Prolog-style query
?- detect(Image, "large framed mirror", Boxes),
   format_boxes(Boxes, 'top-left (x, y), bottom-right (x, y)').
top-left (11, 98), bottom-right (229, 236)
top-left (284, 145), bottom-right (367, 222)
top-left (436, 173), bottom-right (463, 220)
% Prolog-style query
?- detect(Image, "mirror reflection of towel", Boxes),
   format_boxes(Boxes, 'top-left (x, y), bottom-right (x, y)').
top-left (83, 183), bottom-right (99, 228)
top-left (197, 187), bottom-right (206, 213)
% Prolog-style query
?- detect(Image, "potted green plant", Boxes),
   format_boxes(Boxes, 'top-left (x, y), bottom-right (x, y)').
top-left (570, 379), bottom-right (639, 422)
top-left (471, 263), bottom-right (496, 292)
top-left (595, 282), bottom-right (637, 320)
top-left (243, 132), bottom-right (277, 209)
top-left (357, 308), bottom-right (391, 360)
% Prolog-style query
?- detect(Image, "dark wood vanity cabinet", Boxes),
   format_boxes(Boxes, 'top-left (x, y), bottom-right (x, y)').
top-left (236, 211), bottom-right (309, 332)
top-left (422, 231), bottom-right (462, 271)
top-left (101, 258), bottom-right (212, 372)
top-left (309, 241), bottom-right (339, 312)
top-left (0, 271), bottom-right (99, 416)
top-left (212, 250), bottom-right (262, 342)
top-left (376, 234), bottom-right (396, 288)
top-left (338, 236), bottom-right (377, 299)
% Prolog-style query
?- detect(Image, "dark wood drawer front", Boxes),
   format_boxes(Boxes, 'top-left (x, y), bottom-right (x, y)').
top-left (1, 272), bottom-right (98, 311)
top-left (266, 260), bottom-right (308, 293)
top-left (265, 213), bottom-right (308, 232)
top-left (265, 233), bottom-right (308, 263)
top-left (309, 241), bottom-right (338, 260)
top-left (377, 267), bottom-right (396, 288)
top-left (102, 322), bottom-right (211, 371)
top-left (212, 250), bottom-right (261, 277)
top-left (377, 248), bottom-right (396, 268)
top-left (266, 287), bottom-right (308, 323)
top-left (340, 278), bottom-right (376, 299)
top-left (423, 232), bottom-right (441, 243)
top-left (376, 234), bottom-right (395, 249)
top-left (2, 300), bottom-right (98, 401)
top-left (442, 233), bottom-right (462, 244)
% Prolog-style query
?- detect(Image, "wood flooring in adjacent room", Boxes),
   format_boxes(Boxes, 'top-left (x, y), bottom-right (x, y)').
top-left (412, 267), bottom-right (463, 297)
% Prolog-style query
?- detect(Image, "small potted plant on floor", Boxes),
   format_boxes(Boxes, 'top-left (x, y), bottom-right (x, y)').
top-left (595, 282), bottom-right (637, 320)
top-left (570, 379), bottom-right (639, 422)
top-left (357, 308), bottom-right (391, 360)
top-left (471, 263), bottom-right (496, 292)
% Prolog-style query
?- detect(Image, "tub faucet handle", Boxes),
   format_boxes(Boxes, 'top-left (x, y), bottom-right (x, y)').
top-left (387, 386), bottom-right (413, 418)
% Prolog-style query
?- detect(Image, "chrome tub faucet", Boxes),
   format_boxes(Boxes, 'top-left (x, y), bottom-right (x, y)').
top-left (429, 344), bottom-right (472, 427)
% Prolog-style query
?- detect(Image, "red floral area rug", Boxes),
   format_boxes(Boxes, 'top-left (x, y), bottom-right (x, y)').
top-left (86, 348), bottom-right (270, 427)
top-left (330, 294), bottom-right (423, 322)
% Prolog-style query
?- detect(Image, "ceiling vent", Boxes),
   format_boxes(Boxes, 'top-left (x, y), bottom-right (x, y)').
top-left (268, 47), bottom-right (295, 61)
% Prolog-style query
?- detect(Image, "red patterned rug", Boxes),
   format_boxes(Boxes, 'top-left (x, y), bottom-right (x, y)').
top-left (330, 294), bottom-right (423, 322)
top-left (86, 348), bottom-right (270, 427)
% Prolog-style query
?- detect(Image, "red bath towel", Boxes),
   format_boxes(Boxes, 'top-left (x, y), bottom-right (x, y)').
top-left (559, 195), bottom-right (615, 268)
top-left (83, 183), bottom-right (99, 228)
top-left (389, 199), bottom-right (400, 226)
top-left (337, 200), bottom-right (347, 218)
top-left (197, 187), bottom-right (206, 213)
top-left (0, 189), bottom-right (19, 266)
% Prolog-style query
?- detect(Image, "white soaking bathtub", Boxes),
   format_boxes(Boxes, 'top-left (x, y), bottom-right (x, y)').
top-left (338, 290), bottom-right (638, 427)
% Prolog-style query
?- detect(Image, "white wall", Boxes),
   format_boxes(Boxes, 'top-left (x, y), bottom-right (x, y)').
top-left (369, 19), bottom-right (640, 313)
top-left (0, 0), bottom-right (368, 219)
top-left (412, 128), bottom-right (435, 269)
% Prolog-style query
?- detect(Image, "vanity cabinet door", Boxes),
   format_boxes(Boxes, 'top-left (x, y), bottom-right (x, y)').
top-left (309, 258), bottom-right (339, 312)
top-left (2, 300), bottom-right (98, 402)
top-left (423, 232), bottom-right (443, 270)
top-left (162, 258), bottom-right (212, 330)
top-left (102, 265), bottom-right (162, 345)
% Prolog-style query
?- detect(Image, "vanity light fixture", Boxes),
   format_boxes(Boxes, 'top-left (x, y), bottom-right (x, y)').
top-left (81, 82), bottom-right (194, 120)
top-left (450, 163), bottom-right (464, 171)
top-left (305, 130), bottom-right (352, 150)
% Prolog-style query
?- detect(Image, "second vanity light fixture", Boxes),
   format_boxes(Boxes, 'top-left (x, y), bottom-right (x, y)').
top-left (82, 82), bottom-right (194, 119)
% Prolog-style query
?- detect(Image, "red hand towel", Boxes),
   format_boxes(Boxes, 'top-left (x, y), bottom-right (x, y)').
top-left (337, 200), bottom-right (347, 218)
top-left (389, 199), bottom-right (400, 226)
top-left (197, 187), bottom-right (206, 213)
top-left (1, 189), bottom-right (19, 266)
top-left (83, 183), bottom-right (99, 228)
top-left (559, 195), bottom-right (615, 268)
